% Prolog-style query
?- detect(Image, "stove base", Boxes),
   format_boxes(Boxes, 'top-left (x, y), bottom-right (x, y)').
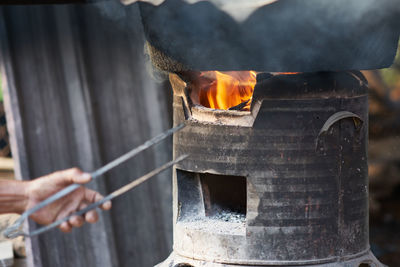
top-left (156, 250), bottom-right (386, 267)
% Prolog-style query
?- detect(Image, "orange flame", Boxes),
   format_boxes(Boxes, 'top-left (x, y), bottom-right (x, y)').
top-left (276, 72), bottom-right (299, 75)
top-left (191, 71), bottom-right (257, 111)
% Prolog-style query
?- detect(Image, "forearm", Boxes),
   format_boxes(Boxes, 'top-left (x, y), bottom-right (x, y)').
top-left (0, 179), bottom-right (28, 214)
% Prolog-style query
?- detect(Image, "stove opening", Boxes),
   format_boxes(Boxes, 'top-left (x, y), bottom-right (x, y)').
top-left (200, 173), bottom-right (247, 219)
top-left (176, 169), bottom-right (247, 222)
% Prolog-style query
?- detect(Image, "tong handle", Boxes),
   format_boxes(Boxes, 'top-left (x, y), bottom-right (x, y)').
top-left (5, 155), bottom-right (187, 238)
top-left (27, 195), bottom-right (114, 238)
top-left (3, 124), bottom-right (185, 239)
top-left (3, 183), bottom-right (81, 238)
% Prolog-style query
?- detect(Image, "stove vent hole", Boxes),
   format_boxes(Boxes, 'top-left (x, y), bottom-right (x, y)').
top-left (200, 173), bottom-right (247, 219)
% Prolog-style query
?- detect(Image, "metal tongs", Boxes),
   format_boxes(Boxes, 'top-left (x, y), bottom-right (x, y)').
top-left (4, 124), bottom-right (186, 239)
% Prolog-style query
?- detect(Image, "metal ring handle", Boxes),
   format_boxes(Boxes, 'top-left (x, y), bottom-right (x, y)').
top-left (315, 111), bottom-right (363, 153)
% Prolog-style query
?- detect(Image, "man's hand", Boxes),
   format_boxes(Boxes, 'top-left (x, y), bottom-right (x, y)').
top-left (24, 168), bottom-right (111, 233)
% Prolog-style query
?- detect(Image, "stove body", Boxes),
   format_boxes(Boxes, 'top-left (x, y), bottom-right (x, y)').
top-left (158, 72), bottom-right (384, 267)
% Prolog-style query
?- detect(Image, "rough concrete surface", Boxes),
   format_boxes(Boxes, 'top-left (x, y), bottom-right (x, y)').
top-left (0, 214), bottom-right (25, 259)
top-left (0, 241), bottom-right (13, 267)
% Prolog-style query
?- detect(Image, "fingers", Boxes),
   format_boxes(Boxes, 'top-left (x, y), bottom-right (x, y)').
top-left (51, 182), bottom-right (112, 234)
top-left (69, 215), bottom-right (84, 228)
top-left (77, 202), bottom-right (98, 224)
top-left (85, 209), bottom-right (99, 224)
top-left (59, 221), bottom-right (72, 233)
top-left (50, 168), bottom-right (91, 186)
top-left (101, 200), bottom-right (112, 211)
top-left (57, 206), bottom-right (107, 233)
top-left (82, 188), bottom-right (111, 222)
top-left (57, 203), bottom-right (97, 233)
top-left (64, 168), bottom-right (91, 185)
top-left (55, 201), bottom-right (79, 233)
top-left (59, 216), bottom-right (85, 233)
top-left (59, 215), bottom-right (85, 232)
top-left (84, 188), bottom-right (112, 211)
top-left (72, 172), bottom-right (92, 185)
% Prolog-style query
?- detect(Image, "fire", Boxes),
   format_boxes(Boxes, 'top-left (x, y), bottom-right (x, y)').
top-left (275, 72), bottom-right (299, 75)
top-left (190, 71), bottom-right (257, 111)
top-left (187, 71), bottom-right (299, 111)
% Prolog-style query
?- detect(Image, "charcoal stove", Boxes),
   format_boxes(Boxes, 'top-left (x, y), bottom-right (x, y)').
top-left (139, 3), bottom-right (397, 265)
top-left (156, 71), bottom-right (384, 267)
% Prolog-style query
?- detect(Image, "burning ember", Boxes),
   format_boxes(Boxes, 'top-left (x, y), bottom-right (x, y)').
top-left (189, 71), bottom-right (257, 111)
top-left (274, 72), bottom-right (299, 75)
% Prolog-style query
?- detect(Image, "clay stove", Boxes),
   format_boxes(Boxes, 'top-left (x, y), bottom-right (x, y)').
top-left (157, 71), bottom-right (384, 267)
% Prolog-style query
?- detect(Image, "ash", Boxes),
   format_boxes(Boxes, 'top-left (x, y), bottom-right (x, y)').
top-left (210, 210), bottom-right (245, 223)
top-left (179, 211), bottom-right (246, 235)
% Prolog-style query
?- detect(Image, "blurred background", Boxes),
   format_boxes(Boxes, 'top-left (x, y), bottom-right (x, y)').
top-left (364, 43), bottom-right (400, 266)
top-left (0, 3), bottom-right (174, 267)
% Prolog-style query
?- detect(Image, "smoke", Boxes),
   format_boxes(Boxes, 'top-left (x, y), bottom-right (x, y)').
top-left (91, 0), bottom-right (145, 37)
top-left (92, 1), bottom-right (128, 23)
top-left (90, 1), bottom-right (170, 82)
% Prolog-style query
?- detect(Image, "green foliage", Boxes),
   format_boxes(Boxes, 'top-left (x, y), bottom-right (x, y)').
top-left (380, 41), bottom-right (400, 89)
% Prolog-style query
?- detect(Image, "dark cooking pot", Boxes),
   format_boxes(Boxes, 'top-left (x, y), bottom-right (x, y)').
top-left (136, 0), bottom-right (400, 72)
